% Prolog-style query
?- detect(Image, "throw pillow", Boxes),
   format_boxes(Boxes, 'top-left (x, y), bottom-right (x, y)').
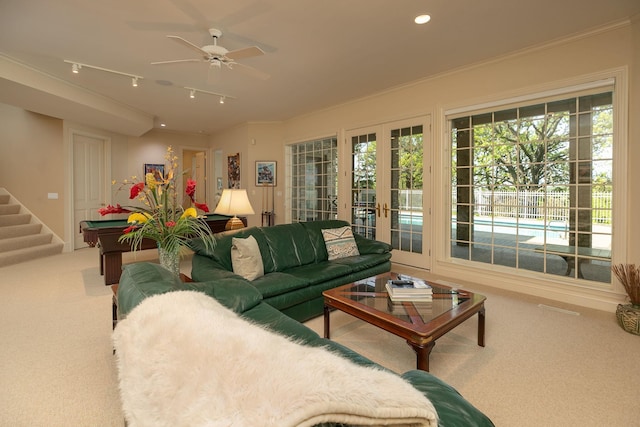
top-left (231, 236), bottom-right (264, 281)
top-left (321, 226), bottom-right (360, 261)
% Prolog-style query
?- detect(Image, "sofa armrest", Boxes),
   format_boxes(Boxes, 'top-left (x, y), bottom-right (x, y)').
top-left (401, 370), bottom-right (495, 427)
top-left (353, 232), bottom-right (392, 254)
top-left (184, 279), bottom-right (263, 314)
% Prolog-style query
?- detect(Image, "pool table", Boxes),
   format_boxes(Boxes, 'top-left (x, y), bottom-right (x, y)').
top-left (79, 214), bottom-right (245, 286)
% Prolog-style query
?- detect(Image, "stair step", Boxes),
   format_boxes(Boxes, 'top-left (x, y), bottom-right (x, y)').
top-left (0, 243), bottom-right (64, 268)
top-left (0, 233), bottom-right (53, 253)
top-left (0, 204), bottom-right (20, 215)
top-left (0, 223), bottom-right (42, 239)
top-left (0, 213), bottom-right (31, 227)
top-left (0, 194), bottom-right (9, 205)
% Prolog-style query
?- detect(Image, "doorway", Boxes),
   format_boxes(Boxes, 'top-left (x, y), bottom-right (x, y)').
top-left (347, 116), bottom-right (431, 268)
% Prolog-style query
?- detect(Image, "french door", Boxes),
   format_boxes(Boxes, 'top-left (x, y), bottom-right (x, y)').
top-left (347, 117), bottom-right (431, 268)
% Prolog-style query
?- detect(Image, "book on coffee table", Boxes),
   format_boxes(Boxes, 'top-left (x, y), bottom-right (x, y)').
top-left (385, 283), bottom-right (433, 302)
top-left (386, 279), bottom-right (433, 295)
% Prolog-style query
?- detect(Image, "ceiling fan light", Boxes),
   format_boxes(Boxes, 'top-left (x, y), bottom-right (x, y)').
top-left (72, 63), bottom-right (80, 73)
top-left (132, 77), bottom-right (138, 87)
top-left (414, 14), bottom-right (431, 24)
top-left (190, 89), bottom-right (196, 99)
top-left (219, 96), bottom-right (225, 104)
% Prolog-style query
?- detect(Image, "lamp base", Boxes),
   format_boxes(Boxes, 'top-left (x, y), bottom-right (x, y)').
top-left (225, 216), bottom-right (245, 230)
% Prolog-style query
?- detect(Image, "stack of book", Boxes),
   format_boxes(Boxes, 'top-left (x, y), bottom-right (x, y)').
top-left (385, 278), bottom-right (433, 302)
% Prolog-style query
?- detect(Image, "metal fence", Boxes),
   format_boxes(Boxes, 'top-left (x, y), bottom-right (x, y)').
top-left (455, 189), bottom-right (612, 224)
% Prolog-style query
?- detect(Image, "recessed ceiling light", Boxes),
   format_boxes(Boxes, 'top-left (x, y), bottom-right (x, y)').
top-left (414, 14), bottom-right (431, 24)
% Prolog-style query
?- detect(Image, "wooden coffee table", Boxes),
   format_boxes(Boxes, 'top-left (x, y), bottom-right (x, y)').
top-left (323, 272), bottom-right (486, 372)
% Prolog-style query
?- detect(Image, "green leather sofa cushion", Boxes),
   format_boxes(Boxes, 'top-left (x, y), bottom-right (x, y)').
top-left (190, 227), bottom-right (275, 273)
top-left (330, 252), bottom-right (393, 273)
top-left (285, 262), bottom-right (353, 286)
top-left (240, 302), bottom-right (322, 345)
top-left (117, 262), bottom-right (184, 317)
top-left (353, 232), bottom-right (393, 254)
top-left (250, 271), bottom-right (309, 298)
top-left (260, 223), bottom-right (317, 270)
top-left (401, 370), bottom-right (495, 427)
top-left (118, 262), bottom-right (263, 318)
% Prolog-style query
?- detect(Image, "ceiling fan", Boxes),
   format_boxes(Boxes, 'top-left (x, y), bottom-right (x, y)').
top-left (151, 28), bottom-right (269, 80)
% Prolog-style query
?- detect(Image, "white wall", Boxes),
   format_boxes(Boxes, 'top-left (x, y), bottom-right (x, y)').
top-left (213, 22), bottom-right (638, 310)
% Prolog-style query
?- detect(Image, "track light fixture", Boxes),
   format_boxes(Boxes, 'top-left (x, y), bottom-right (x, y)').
top-left (184, 87), bottom-right (235, 103)
top-left (64, 60), bottom-right (143, 86)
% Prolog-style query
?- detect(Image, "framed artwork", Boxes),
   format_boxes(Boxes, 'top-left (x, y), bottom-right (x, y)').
top-left (144, 163), bottom-right (165, 181)
top-left (256, 161), bottom-right (277, 186)
top-left (227, 153), bottom-right (240, 189)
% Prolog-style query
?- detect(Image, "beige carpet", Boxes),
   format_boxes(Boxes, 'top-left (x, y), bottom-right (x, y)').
top-left (1, 248), bottom-right (639, 426)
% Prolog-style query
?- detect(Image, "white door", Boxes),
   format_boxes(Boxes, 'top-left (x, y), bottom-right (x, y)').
top-left (194, 151), bottom-right (206, 204)
top-left (73, 133), bottom-right (106, 249)
top-left (347, 116), bottom-right (431, 268)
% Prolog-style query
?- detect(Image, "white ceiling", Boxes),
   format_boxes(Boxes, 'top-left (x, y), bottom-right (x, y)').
top-left (1, 0), bottom-right (639, 136)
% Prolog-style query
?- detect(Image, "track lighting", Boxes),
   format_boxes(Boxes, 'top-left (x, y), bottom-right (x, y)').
top-left (184, 87), bottom-right (235, 103)
top-left (64, 60), bottom-right (142, 87)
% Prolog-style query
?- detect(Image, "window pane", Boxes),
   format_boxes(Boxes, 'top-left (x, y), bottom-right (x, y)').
top-left (450, 91), bottom-right (613, 284)
top-left (289, 136), bottom-right (338, 222)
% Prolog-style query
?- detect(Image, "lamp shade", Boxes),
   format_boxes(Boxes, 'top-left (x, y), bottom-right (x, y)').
top-left (213, 189), bottom-right (255, 216)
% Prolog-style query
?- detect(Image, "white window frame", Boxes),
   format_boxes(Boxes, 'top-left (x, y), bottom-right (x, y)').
top-left (435, 68), bottom-right (628, 307)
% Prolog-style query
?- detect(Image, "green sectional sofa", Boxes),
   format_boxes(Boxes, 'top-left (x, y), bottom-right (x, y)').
top-left (189, 220), bottom-right (393, 322)
top-left (115, 262), bottom-right (494, 427)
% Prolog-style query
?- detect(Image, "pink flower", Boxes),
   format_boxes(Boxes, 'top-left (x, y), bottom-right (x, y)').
top-left (165, 221), bottom-right (176, 227)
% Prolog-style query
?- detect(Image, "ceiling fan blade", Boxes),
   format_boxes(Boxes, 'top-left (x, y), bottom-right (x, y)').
top-left (231, 62), bottom-right (270, 81)
top-left (167, 35), bottom-right (209, 57)
top-left (151, 59), bottom-right (201, 65)
top-left (225, 46), bottom-right (265, 61)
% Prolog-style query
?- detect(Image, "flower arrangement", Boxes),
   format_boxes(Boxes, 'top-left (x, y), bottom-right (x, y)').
top-left (612, 263), bottom-right (640, 307)
top-left (98, 146), bottom-right (216, 274)
top-left (612, 263), bottom-right (640, 335)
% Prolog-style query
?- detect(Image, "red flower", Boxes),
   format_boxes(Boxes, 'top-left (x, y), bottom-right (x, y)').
top-left (195, 202), bottom-right (210, 213)
top-left (98, 204), bottom-right (132, 216)
top-left (165, 221), bottom-right (176, 227)
top-left (130, 182), bottom-right (144, 199)
top-left (185, 179), bottom-right (196, 201)
top-left (123, 225), bottom-right (137, 234)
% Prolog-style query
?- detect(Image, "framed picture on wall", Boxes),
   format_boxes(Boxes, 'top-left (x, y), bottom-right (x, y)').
top-left (256, 161), bottom-right (277, 186)
top-left (227, 153), bottom-right (240, 189)
top-left (144, 163), bottom-right (164, 181)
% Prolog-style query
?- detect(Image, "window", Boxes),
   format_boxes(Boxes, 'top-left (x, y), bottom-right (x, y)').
top-left (450, 90), bottom-right (613, 284)
top-left (289, 137), bottom-right (338, 222)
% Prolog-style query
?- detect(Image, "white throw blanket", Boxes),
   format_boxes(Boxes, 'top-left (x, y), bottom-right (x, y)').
top-left (113, 291), bottom-right (438, 427)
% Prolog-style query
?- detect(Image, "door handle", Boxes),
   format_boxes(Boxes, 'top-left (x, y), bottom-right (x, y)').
top-left (376, 203), bottom-right (381, 217)
top-left (383, 203), bottom-right (389, 218)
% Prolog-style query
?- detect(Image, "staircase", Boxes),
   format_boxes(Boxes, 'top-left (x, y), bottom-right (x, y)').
top-left (0, 188), bottom-right (64, 268)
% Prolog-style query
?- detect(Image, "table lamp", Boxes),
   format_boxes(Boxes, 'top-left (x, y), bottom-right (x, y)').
top-left (213, 189), bottom-right (254, 230)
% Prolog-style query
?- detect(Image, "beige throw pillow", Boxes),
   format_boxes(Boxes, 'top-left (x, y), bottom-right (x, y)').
top-left (231, 236), bottom-right (264, 281)
top-left (322, 226), bottom-right (360, 261)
